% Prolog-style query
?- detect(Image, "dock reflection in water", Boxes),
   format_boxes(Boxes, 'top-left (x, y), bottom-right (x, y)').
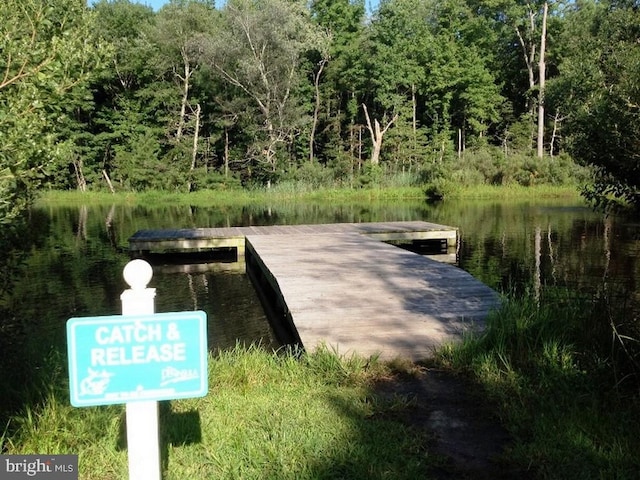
top-left (149, 257), bottom-right (280, 353)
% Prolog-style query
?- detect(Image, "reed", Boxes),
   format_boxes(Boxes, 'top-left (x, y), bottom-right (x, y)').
top-left (36, 184), bottom-right (582, 208)
top-left (435, 289), bottom-right (640, 479)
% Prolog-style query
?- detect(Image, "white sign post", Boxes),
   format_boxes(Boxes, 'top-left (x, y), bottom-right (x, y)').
top-left (66, 259), bottom-right (208, 479)
top-left (121, 259), bottom-right (160, 480)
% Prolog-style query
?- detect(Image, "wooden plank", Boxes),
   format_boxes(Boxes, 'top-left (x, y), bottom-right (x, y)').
top-left (245, 233), bottom-right (499, 361)
top-left (128, 221), bottom-right (459, 253)
top-left (129, 236), bottom-right (245, 252)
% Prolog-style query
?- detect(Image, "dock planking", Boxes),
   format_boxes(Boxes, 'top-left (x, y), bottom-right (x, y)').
top-left (245, 233), bottom-right (499, 361)
top-left (130, 221), bottom-right (498, 360)
top-left (129, 221), bottom-right (458, 257)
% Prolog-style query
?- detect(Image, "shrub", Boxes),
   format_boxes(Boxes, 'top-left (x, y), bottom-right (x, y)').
top-left (425, 178), bottom-right (460, 201)
top-left (286, 161), bottom-right (335, 188)
top-left (192, 170), bottom-right (242, 191)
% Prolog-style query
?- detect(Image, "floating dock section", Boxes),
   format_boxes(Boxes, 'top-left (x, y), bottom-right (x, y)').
top-left (129, 221), bottom-right (457, 255)
top-left (129, 222), bottom-right (499, 360)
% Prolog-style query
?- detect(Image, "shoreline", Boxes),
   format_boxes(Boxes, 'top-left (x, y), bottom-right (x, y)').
top-left (36, 184), bottom-right (584, 208)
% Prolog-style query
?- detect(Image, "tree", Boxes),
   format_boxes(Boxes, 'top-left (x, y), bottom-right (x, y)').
top-left (148, 0), bottom-right (218, 191)
top-left (197, 0), bottom-right (328, 180)
top-left (537, 2), bottom-right (548, 158)
top-left (362, 104), bottom-right (398, 165)
top-left (363, 0), bottom-right (503, 164)
top-left (471, 0), bottom-right (562, 153)
top-left (552, 0), bottom-right (640, 211)
top-left (363, 0), bottom-right (430, 164)
top-left (308, 47), bottom-right (330, 164)
top-left (90, 0), bottom-right (159, 191)
top-left (0, 0), bottom-right (109, 219)
top-left (309, 0), bottom-right (366, 173)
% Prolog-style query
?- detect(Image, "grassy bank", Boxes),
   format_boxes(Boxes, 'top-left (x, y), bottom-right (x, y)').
top-left (1, 346), bottom-right (433, 479)
top-left (3, 289), bottom-right (639, 478)
top-left (36, 184), bottom-right (583, 208)
top-left (435, 289), bottom-right (640, 479)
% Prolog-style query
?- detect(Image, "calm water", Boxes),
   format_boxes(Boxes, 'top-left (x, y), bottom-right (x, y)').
top-left (3, 198), bottom-right (639, 364)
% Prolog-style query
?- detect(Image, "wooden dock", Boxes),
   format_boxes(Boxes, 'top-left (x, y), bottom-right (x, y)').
top-left (245, 234), bottom-right (498, 360)
top-left (129, 221), bottom-right (458, 257)
top-left (129, 222), bottom-right (499, 360)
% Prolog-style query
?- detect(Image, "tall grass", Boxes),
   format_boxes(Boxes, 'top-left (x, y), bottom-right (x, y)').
top-left (36, 185), bottom-right (427, 207)
top-left (435, 288), bottom-right (640, 479)
top-left (446, 183), bottom-right (582, 199)
top-left (36, 183), bottom-right (582, 209)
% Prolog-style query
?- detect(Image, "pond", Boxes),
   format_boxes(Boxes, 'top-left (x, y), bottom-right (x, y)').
top-left (1, 197), bottom-right (639, 413)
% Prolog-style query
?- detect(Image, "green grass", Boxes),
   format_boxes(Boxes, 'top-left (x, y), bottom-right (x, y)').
top-left (435, 290), bottom-right (640, 479)
top-left (4, 291), bottom-right (639, 478)
top-left (36, 184), bottom-right (582, 208)
top-left (35, 186), bottom-right (427, 207)
top-left (2, 345), bottom-right (432, 479)
top-left (445, 183), bottom-right (582, 199)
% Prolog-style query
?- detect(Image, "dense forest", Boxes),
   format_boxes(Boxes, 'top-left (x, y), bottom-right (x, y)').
top-left (1, 0), bottom-right (639, 221)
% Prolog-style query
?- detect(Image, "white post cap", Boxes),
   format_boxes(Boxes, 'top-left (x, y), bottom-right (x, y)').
top-left (123, 259), bottom-right (153, 290)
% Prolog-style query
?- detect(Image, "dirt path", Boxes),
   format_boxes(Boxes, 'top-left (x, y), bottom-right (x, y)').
top-left (374, 366), bottom-right (530, 479)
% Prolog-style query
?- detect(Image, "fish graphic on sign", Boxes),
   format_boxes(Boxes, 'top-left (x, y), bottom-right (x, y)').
top-left (80, 368), bottom-right (114, 396)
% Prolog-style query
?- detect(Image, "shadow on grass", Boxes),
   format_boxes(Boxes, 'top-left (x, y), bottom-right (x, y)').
top-left (115, 403), bottom-right (203, 477)
top-left (435, 290), bottom-right (640, 479)
top-left (313, 392), bottom-right (433, 479)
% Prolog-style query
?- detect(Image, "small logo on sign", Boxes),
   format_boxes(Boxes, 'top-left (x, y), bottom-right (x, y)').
top-left (160, 367), bottom-right (199, 386)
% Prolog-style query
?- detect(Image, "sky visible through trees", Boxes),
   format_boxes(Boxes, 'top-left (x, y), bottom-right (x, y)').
top-left (93, 0), bottom-right (382, 13)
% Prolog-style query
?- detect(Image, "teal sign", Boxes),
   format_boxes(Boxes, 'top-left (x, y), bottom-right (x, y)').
top-left (67, 311), bottom-right (208, 407)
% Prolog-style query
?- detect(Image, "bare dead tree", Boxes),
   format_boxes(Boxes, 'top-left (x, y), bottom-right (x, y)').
top-left (362, 104), bottom-right (398, 165)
